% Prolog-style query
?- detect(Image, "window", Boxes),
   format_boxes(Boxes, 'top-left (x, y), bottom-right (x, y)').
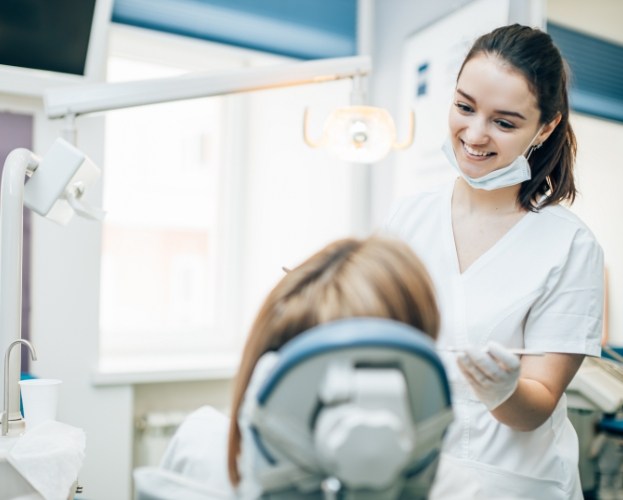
top-left (98, 25), bottom-right (356, 374)
top-left (99, 26), bottom-right (246, 372)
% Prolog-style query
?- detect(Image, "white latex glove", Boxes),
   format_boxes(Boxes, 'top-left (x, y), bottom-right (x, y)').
top-left (457, 341), bottom-right (521, 410)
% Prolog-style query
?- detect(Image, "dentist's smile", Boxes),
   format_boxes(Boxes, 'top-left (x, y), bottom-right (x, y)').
top-left (461, 140), bottom-right (496, 159)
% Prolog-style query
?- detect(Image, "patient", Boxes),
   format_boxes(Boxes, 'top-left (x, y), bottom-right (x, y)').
top-left (153, 236), bottom-right (480, 499)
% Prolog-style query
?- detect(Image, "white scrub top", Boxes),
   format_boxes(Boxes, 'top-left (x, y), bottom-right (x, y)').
top-left (384, 181), bottom-right (604, 500)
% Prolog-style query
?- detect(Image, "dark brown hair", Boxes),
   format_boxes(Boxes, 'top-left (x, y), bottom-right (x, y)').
top-left (459, 24), bottom-right (577, 210)
top-left (226, 236), bottom-right (439, 485)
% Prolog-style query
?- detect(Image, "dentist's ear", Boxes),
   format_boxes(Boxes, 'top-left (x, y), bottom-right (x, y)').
top-left (537, 112), bottom-right (562, 146)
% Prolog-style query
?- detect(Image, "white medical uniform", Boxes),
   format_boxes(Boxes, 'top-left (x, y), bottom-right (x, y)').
top-left (384, 181), bottom-right (604, 500)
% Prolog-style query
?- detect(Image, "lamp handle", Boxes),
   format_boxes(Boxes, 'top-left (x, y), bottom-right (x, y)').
top-left (65, 187), bottom-right (106, 221)
top-left (302, 108), bottom-right (323, 148)
top-left (393, 109), bottom-right (415, 150)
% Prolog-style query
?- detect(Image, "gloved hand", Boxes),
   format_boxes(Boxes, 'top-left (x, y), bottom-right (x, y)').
top-left (457, 341), bottom-right (521, 410)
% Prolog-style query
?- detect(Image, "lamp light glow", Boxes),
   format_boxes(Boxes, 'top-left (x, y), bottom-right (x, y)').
top-left (304, 105), bottom-right (414, 164)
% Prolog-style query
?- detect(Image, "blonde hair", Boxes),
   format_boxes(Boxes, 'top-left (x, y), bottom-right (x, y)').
top-left (227, 235), bottom-right (439, 484)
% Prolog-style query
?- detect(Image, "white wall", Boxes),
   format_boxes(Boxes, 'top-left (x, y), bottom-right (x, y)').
top-left (30, 114), bottom-right (134, 499)
top-left (241, 79), bottom-right (356, 330)
top-left (571, 115), bottom-right (623, 345)
top-left (548, 0), bottom-right (623, 347)
top-left (367, 0), bottom-right (474, 225)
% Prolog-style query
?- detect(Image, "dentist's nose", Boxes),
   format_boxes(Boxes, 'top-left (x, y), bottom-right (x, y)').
top-left (463, 119), bottom-right (489, 145)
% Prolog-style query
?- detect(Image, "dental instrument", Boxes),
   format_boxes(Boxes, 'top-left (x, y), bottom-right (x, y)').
top-left (439, 346), bottom-right (545, 356)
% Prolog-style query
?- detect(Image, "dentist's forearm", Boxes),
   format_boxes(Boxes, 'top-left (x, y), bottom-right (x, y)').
top-left (490, 352), bottom-right (584, 431)
top-left (490, 378), bottom-right (557, 431)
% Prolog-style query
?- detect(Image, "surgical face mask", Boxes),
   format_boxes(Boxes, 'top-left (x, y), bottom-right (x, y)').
top-left (442, 127), bottom-right (543, 191)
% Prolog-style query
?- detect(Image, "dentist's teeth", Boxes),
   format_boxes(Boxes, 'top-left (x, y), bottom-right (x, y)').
top-left (464, 143), bottom-right (491, 157)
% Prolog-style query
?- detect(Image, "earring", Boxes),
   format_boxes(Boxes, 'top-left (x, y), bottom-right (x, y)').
top-left (527, 142), bottom-right (542, 161)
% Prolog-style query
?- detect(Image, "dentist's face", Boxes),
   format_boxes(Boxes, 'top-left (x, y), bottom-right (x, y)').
top-left (448, 54), bottom-right (543, 180)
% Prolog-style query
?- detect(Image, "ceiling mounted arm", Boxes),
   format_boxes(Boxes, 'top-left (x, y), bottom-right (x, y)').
top-left (44, 56), bottom-right (372, 120)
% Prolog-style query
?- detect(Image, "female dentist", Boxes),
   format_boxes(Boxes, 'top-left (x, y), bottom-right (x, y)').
top-left (385, 24), bottom-right (604, 499)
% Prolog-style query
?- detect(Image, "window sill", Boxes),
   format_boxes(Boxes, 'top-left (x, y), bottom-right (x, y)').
top-left (92, 354), bottom-right (240, 386)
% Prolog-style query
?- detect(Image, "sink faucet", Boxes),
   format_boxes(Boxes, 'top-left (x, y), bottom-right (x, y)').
top-left (1, 339), bottom-right (37, 436)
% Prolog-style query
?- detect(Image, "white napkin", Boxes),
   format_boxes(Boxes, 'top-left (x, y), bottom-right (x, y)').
top-left (7, 421), bottom-right (86, 500)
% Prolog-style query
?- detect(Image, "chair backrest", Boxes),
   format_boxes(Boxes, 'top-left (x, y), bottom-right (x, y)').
top-left (241, 317), bottom-right (453, 500)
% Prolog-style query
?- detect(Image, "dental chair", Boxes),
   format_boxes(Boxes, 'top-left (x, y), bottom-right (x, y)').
top-left (134, 317), bottom-right (453, 500)
top-left (239, 317), bottom-right (453, 500)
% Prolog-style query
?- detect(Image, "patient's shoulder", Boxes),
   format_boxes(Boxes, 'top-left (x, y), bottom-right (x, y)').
top-left (166, 406), bottom-right (230, 446)
top-left (163, 405), bottom-right (230, 456)
top-left (160, 405), bottom-right (234, 495)
top-left (183, 406), bottom-right (230, 428)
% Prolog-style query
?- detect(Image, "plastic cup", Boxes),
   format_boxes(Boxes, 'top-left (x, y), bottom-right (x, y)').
top-left (18, 378), bottom-right (62, 431)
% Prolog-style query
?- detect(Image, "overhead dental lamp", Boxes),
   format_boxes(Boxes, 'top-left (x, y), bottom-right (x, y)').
top-left (303, 105), bottom-right (414, 163)
top-left (43, 55), bottom-right (411, 163)
top-left (303, 74), bottom-right (415, 163)
top-left (0, 138), bottom-right (103, 436)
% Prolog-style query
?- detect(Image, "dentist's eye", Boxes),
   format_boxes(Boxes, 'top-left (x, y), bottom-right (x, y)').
top-left (454, 102), bottom-right (473, 113)
top-left (495, 119), bottom-right (515, 130)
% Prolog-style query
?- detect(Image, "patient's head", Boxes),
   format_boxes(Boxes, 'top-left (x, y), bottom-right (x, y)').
top-left (227, 235), bottom-right (439, 484)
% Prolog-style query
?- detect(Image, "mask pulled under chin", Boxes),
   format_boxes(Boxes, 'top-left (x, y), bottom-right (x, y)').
top-left (441, 137), bottom-right (532, 191)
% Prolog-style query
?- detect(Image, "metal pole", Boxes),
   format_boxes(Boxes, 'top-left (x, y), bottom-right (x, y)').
top-left (0, 149), bottom-right (39, 425)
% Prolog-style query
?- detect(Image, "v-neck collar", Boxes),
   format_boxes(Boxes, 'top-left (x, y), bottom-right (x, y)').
top-left (443, 182), bottom-right (534, 277)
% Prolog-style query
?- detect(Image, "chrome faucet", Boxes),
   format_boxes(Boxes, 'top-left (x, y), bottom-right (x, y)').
top-left (1, 339), bottom-right (37, 436)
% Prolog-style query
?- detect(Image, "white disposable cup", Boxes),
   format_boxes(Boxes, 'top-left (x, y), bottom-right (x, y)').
top-left (18, 378), bottom-right (62, 431)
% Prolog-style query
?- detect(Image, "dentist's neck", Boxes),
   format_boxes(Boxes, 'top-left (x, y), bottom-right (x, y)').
top-left (454, 178), bottom-right (524, 215)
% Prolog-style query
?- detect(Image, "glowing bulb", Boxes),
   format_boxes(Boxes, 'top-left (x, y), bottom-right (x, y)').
top-left (321, 106), bottom-right (396, 163)
top-left (303, 105), bottom-right (414, 164)
top-left (350, 120), bottom-right (369, 147)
